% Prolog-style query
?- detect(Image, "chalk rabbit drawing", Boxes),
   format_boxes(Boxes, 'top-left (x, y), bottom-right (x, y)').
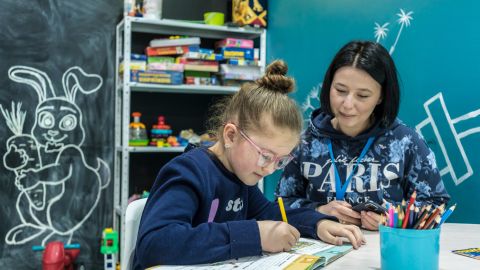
top-left (1, 66), bottom-right (110, 246)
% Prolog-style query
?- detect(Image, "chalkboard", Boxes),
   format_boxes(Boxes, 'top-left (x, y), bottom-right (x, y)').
top-left (0, 0), bottom-right (121, 268)
top-left (266, 0), bottom-right (480, 224)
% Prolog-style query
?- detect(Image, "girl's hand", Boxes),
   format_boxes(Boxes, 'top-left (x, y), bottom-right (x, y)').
top-left (317, 201), bottom-right (361, 226)
top-left (257, 220), bottom-right (300, 253)
top-left (360, 211), bottom-right (382, 230)
top-left (316, 220), bottom-right (366, 249)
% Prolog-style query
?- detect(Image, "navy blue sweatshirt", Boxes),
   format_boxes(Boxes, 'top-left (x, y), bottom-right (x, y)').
top-left (133, 145), bottom-right (333, 269)
top-left (276, 109), bottom-right (450, 209)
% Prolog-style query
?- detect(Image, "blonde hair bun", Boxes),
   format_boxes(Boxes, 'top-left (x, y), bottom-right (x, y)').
top-left (256, 60), bottom-right (295, 94)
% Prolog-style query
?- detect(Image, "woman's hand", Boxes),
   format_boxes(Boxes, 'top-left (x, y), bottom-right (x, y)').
top-left (257, 220), bottom-right (300, 253)
top-left (317, 201), bottom-right (361, 226)
top-left (360, 211), bottom-right (382, 230)
top-left (316, 220), bottom-right (366, 249)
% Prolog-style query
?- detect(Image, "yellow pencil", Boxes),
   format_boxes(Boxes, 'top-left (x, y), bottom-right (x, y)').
top-left (278, 197), bottom-right (288, 223)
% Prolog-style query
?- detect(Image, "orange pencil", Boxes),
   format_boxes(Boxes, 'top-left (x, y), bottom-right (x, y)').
top-left (402, 191), bottom-right (417, 228)
top-left (413, 205), bottom-right (432, 229)
top-left (427, 215), bottom-right (442, 229)
top-left (422, 204), bottom-right (445, 229)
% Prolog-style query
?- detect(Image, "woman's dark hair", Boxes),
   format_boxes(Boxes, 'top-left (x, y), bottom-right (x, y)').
top-left (320, 40), bottom-right (400, 127)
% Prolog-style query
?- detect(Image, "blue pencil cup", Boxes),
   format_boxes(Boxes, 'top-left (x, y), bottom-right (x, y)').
top-left (380, 225), bottom-right (440, 270)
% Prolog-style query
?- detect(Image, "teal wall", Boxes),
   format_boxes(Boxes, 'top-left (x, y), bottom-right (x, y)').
top-left (265, 0), bottom-right (480, 224)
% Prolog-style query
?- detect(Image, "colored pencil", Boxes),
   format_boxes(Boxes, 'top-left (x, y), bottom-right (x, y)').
top-left (402, 191), bottom-right (417, 228)
top-left (278, 197), bottom-right (288, 223)
top-left (437, 203), bottom-right (457, 228)
top-left (398, 210), bottom-right (404, 228)
top-left (427, 215), bottom-right (442, 229)
top-left (421, 204), bottom-right (445, 229)
top-left (393, 207), bottom-right (398, 228)
top-left (413, 205), bottom-right (432, 229)
top-left (409, 206), bottom-right (419, 228)
top-left (388, 204), bottom-right (395, 227)
top-left (406, 204), bottom-right (414, 228)
top-left (401, 199), bottom-right (406, 214)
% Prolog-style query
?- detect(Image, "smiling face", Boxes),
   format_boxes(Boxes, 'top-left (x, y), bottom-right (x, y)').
top-left (329, 66), bottom-right (382, 137)
top-left (216, 115), bottom-right (299, 186)
top-left (33, 98), bottom-right (84, 148)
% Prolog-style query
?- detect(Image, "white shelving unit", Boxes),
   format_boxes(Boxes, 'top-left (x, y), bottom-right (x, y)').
top-left (114, 16), bottom-right (266, 255)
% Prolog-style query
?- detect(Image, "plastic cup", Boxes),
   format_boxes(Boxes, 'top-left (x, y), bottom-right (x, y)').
top-left (379, 225), bottom-right (440, 270)
top-left (204, 12), bottom-right (224, 26)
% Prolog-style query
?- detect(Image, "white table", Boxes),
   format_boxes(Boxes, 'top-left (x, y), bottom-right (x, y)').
top-left (325, 223), bottom-right (479, 269)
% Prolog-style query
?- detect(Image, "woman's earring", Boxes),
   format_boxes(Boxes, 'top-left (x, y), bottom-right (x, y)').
top-left (224, 144), bottom-right (231, 149)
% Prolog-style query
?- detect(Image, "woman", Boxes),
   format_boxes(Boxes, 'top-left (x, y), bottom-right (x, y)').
top-left (276, 41), bottom-right (450, 230)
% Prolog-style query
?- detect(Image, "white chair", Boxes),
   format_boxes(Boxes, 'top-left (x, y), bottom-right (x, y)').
top-left (122, 198), bottom-right (147, 270)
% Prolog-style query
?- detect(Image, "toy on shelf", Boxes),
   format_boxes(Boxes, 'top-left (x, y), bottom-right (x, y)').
top-left (150, 115), bottom-right (173, 147)
top-left (179, 129), bottom-right (201, 145)
top-left (179, 129), bottom-right (215, 146)
top-left (126, 0), bottom-right (144, 17)
top-left (129, 112), bottom-right (149, 146)
top-left (32, 242), bottom-right (81, 270)
top-left (100, 228), bottom-right (119, 270)
top-left (166, 136), bottom-right (180, 147)
top-left (232, 0), bottom-right (268, 28)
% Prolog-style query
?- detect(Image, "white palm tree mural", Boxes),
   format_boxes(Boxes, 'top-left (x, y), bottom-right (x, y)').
top-left (390, 9), bottom-right (414, 54)
top-left (301, 83), bottom-right (322, 126)
top-left (374, 22), bottom-right (390, 43)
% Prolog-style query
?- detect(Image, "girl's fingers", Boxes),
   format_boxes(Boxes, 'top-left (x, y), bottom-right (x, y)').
top-left (288, 226), bottom-right (301, 242)
top-left (322, 232), bottom-right (344, 246)
top-left (346, 224), bottom-right (366, 244)
top-left (337, 227), bottom-right (359, 249)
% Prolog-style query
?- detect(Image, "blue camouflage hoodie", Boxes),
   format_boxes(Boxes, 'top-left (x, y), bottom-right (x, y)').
top-left (276, 109), bottom-right (450, 209)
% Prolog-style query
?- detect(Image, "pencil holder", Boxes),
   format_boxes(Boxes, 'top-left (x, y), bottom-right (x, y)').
top-left (379, 225), bottom-right (440, 270)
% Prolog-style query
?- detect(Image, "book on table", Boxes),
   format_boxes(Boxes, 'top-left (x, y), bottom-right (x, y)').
top-left (452, 247), bottom-right (480, 260)
top-left (147, 238), bottom-right (352, 270)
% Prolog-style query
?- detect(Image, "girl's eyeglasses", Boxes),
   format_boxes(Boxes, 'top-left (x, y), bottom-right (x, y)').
top-left (237, 128), bottom-right (294, 170)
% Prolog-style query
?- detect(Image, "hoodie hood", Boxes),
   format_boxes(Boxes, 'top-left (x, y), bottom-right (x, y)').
top-left (308, 108), bottom-right (400, 141)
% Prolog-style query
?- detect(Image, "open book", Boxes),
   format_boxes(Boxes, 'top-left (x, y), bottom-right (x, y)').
top-left (148, 238), bottom-right (352, 270)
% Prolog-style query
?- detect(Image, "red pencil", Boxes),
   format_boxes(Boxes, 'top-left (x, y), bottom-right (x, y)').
top-left (402, 191), bottom-right (417, 228)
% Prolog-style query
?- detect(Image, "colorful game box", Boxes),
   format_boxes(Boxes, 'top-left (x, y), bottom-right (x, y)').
top-left (130, 70), bottom-right (183, 85)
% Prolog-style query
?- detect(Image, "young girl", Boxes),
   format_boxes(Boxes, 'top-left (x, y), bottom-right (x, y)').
top-left (133, 60), bottom-right (364, 269)
top-left (276, 41), bottom-right (450, 231)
